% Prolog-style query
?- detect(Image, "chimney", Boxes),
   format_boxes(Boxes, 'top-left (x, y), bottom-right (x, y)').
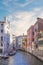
top-left (4, 16), bottom-right (7, 22)
top-left (23, 33), bottom-right (24, 36)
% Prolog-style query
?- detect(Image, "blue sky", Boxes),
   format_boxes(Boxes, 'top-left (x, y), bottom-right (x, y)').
top-left (0, 0), bottom-right (43, 35)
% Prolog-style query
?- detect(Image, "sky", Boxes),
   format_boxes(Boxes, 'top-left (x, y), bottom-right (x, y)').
top-left (0, 0), bottom-right (43, 36)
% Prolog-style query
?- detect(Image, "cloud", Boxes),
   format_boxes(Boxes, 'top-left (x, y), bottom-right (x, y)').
top-left (2, 0), bottom-right (34, 7)
top-left (3, 0), bottom-right (12, 6)
top-left (6, 7), bottom-right (43, 36)
top-left (14, 0), bottom-right (34, 7)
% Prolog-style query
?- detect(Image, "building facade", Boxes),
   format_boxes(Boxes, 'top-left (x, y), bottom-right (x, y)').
top-left (4, 33), bottom-right (10, 54)
top-left (34, 18), bottom-right (43, 50)
top-left (27, 25), bottom-right (34, 52)
top-left (27, 18), bottom-right (43, 53)
top-left (16, 35), bottom-right (27, 50)
top-left (16, 36), bottom-right (23, 49)
top-left (0, 21), bottom-right (5, 54)
top-left (0, 18), bottom-right (10, 55)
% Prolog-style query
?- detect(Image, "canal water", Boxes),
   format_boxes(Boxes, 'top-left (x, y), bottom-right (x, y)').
top-left (0, 51), bottom-right (43, 65)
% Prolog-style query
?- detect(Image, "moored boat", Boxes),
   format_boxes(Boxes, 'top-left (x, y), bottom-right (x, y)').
top-left (0, 54), bottom-right (9, 59)
top-left (8, 51), bottom-right (16, 56)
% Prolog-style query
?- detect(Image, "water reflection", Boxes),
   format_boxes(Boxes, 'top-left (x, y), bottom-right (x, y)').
top-left (0, 51), bottom-right (43, 65)
top-left (0, 58), bottom-right (9, 65)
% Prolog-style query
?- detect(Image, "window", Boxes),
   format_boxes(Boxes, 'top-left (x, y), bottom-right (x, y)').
top-left (1, 29), bottom-right (3, 33)
top-left (1, 42), bottom-right (3, 46)
top-left (32, 38), bottom-right (34, 41)
top-left (35, 29), bottom-right (37, 32)
top-left (0, 49), bottom-right (2, 53)
top-left (38, 33), bottom-right (41, 38)
top-left (1, 24), bottom-right (3, 26)
top-left (32, 32), bottom-right (34, 35)
top-left (1, 36), bottom-right (3, 41)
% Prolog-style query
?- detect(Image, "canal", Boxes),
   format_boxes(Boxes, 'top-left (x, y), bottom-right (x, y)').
top-left (0, 51), bottom-right (43, 65)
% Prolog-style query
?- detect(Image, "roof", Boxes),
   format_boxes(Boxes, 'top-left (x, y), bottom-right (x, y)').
top-left (34, 18), bottom-right (43, 31)
top-left (27, 25), bottom-right (34, 32)
top-left (16, 35), bottom-right (27, 38)
top-left (34, 18), bottom-right (43, 26)
top-left (0, 21), bottom-right (5, 23)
